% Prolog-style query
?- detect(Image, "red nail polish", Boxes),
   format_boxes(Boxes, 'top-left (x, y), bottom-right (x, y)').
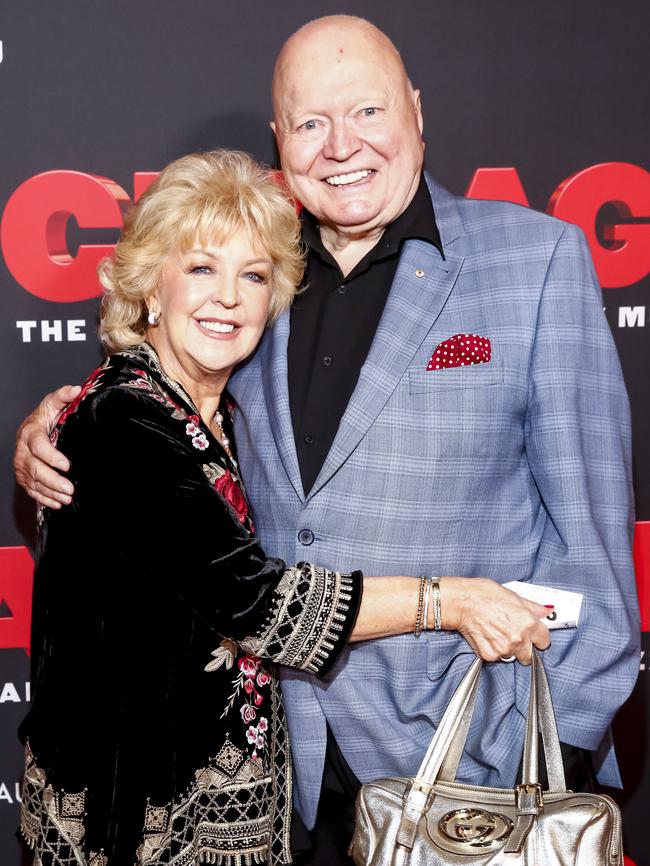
top-left (543, 604), bottom-right (555, 609)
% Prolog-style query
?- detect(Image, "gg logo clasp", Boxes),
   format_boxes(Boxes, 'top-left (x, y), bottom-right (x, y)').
top-left (436, 808), bottom-right (513, 854)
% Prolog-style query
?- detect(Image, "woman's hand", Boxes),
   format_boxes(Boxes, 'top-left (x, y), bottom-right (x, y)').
top-left (14, 385), bottom-right (81, 509)
top-left (350, 575), bottom-right (551, 664)
top-left (440, 576), bottom-right (551, 664)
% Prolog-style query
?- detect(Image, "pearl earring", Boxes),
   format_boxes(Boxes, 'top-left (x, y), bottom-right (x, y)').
top-left (147, 310), bottom-right (160, 326)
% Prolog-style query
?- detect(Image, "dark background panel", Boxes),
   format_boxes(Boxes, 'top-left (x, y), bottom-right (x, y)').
top-left (0, 1), bottom-right (648, 863)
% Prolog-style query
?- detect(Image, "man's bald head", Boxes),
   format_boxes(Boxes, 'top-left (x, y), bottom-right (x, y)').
top-left (272, 16), bottom-right (411, 118)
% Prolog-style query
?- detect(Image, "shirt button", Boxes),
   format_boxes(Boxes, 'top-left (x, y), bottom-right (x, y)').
top-left (336, 284), bottom-right (347, 294)
top-left (298, 529), bottom-right (314, 546)
top-left (303, 435), bottom-right (314, 445)
top-left (322, 356), bottom-right (332, 367)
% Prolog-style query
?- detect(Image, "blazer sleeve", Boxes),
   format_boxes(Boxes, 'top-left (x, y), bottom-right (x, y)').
top-left (60, 385), bottom-right (362, 678)
top-left (523, 222), bottom-right (640, 752)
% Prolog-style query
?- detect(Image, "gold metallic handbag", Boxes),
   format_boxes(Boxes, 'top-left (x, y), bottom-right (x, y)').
top-left (349, 649), bottom-right (622, 865)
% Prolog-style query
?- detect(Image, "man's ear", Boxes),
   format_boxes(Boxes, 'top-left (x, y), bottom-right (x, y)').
top-left (270, 120), bottom-right (277, 135)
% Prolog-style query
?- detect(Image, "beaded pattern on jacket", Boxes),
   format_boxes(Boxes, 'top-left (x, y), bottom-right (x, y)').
top-left (239, 565), bottom-right (355, 674)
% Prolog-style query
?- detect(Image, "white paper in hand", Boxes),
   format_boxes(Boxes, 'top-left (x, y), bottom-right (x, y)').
top-left (503, 581), bottom-right (583, 629)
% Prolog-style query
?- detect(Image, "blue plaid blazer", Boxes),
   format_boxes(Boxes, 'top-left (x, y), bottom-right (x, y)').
top-left (229, 174), bottom-right (640, 827)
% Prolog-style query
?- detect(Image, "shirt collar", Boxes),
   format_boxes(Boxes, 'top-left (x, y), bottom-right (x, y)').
top-left (300, 173), bottom-right (444, 266)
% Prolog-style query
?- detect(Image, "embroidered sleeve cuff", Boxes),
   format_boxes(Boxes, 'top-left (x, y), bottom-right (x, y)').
top-left (238, 563), bottom-right (363, 678)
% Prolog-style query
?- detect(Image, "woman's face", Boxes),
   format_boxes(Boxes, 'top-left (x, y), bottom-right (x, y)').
top-left (148, 226), bottom-right (273, 391)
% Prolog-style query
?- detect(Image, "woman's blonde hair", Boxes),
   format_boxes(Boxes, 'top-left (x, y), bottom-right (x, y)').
top-left (99, 149), bottom-right (304, 353)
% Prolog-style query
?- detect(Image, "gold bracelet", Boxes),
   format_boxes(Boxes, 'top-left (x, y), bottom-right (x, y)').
top-left (414, 575), bottom-right (427, 638)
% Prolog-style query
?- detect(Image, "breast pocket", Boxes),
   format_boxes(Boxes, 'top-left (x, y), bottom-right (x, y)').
top-left (408, 359), bottom-right (504, 394)
top-left (402, 359), bottom-right (513, 461)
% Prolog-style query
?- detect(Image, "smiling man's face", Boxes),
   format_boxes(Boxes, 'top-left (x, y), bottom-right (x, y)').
top-left (271, 18), bottom-right (425, 240)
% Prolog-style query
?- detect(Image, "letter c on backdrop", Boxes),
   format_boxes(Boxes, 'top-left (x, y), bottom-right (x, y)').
top-left (0, 171), bottom-right (130, 303)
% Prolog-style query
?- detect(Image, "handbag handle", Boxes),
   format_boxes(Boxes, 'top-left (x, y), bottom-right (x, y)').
top-left (417, 649), bottom-right (566, 791)
top-left (395, 650), bottom-right (567, 854)
top-left (522, 647), bottom-right (566, 791)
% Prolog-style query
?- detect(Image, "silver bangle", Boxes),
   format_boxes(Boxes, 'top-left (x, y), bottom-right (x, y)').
top-left (431, 578), bottom-right (442, 631)
top-left (422, 577), bottom-right (432, 633)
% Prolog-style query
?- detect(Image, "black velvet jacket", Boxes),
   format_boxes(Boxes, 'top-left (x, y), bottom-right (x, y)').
top-left (19, 344), bottom-right (362, 866)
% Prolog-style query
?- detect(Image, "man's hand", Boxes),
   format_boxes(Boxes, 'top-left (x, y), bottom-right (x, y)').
top-left (440, 576), bottom-right (551, 664)
top-left (14, 385), bottom-right (81, 509)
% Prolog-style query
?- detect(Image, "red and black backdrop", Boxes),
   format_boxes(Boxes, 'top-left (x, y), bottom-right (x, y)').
top-left (0, 1), bottom-right (648, 863)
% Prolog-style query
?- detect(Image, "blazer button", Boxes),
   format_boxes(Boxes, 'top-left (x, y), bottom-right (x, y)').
top-left (298, 529), bottom-right (315, 546)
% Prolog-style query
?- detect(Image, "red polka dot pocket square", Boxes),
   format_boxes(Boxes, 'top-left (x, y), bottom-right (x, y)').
top-left (426, 334), bottom-right (491, 370)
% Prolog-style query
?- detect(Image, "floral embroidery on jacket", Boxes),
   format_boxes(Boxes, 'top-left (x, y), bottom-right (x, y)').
top-left (233, 655), bottom-right (271, 762)
top-left (52, 363), bottom-right (109, 446)
top-left (181, 413), bottom-right (208, 450)
top-left (202, 462), bottom-right (253, 529)
top-left (207, 643), bottom-right (272, 764)
top-left (119, 366), bottom-right (169, 404)
top-left (121, 363), bottom-right (253, 526)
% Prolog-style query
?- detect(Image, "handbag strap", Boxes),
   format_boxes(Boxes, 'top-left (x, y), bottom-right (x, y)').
top-left (415, 655), bottom-right (483, 788)
top-left (438, 649), bottom-right (566, 791)
top-left (395, 649), bottom-right (566, 853)
top-left (523, 649), bottom-right (566, 791)
top-left (394, 656), bottom-right (483, 851)
top-left (503, 652), bottom-right (566, 855)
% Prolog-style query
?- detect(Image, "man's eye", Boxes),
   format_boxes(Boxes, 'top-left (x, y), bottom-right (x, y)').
top-left (363, 107), bottom-right (377, 116)
top-left (298, 119), bottom-right (318, 132)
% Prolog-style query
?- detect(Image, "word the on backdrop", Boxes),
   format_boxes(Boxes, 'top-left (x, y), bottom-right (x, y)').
top-left (16, 320), bottom-right (87, 343)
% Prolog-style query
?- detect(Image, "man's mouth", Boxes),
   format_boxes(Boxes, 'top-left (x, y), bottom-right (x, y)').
top-left (324, 169), bottom-right (373, 187)
top-left (197, 319), bottom-right (237, 334)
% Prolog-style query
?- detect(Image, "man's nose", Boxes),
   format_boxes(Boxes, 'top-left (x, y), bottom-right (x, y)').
top-left (322, 119), bottom-right (361, 162)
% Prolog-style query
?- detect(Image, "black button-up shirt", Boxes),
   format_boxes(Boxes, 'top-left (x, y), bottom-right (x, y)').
top-left (288, 175), bottom-right (443, 493)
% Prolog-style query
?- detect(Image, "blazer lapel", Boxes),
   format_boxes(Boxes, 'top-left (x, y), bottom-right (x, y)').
top-left (308, 178), bottom-right (466, 498)
top-left (259, 310), bottom-right (305, 502)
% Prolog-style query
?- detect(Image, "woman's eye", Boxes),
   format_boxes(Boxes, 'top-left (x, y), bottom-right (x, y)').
top-left (190, 265), bottom-right (213, 275)
top-left (243, 271), bottom-right (267, 284)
